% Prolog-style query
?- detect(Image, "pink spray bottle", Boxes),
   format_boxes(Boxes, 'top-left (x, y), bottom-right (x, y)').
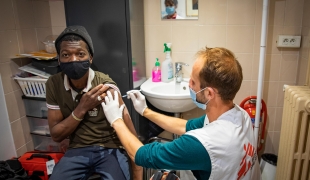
top-left (152, 58), bottom-right (161, 82)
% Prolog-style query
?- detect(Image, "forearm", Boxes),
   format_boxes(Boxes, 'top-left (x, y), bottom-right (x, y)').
top-left (122, 106), bottom-right (143, 179)
top-left (112, 119), bottom-right (143, 161)
top-left (131, 159), bottom-right (143, 180)
top-left (50, 108), bottom-right (85, 142)
top-left (143, 108), bottom-right (187, 135)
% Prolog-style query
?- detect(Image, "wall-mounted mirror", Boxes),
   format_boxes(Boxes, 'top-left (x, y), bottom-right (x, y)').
top-left (161, 0), bottom-right (198, 20)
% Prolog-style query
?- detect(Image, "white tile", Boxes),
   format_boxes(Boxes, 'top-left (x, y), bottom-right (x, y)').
top-left (198, 26), bottom-right (226, 48)
top-left (302, 0), bottom-right (310, 27)
top-left (300, 27), bottom-right (310, 59)
top-left (12, 0), bottom-right (35, 29)
top-left (268, 0), bottom-right (285, 26)
top-left (266, 107), bottom-right (276, 131)
top-left (144, 25), bottom-right (172, 52)
top-left (33, 0), bottom-right (51, 28)
top-left (283, 0), bottom-right (304, 26)
top-left (235, 53), bottom-right (254, 81)
top-left (262, 81), bottom-right (279, 107)
top-left (264, 54), bottom-right (281, 81)
top-left (0, 0), bottom-right (16, 30)
top-left (296, 57), bottom-right (309, 85)
top-left (226, 26), bottom-right (255, 53)
top-left (130, 25), bottom-right (146, 53)
top-left (11, 119), bottom-right (26, 149)
top-left (266, 26), bottom-right (283, 54)
top-left (36, 28), bottom-right (53, 51)
top-left (49, 1), bottom-right (66, 27)
top-left (0, 30), bottom-right (20, 58)
top-left (52, 26), bottom-right (66, 36)
top-left (280, 54), bottom-right (298, 82)
top-left (274, 107), bottom-right (283, 131)
top-left (17, 29), bottom-right (39, 53)
top-left (0, 60), bottom-right (21, 94)
top-left (16, 145), bottom-right (27, 157)
top-left (272, 131), bottom-right (280, 155)
top-left (171, 25), bottom-right (199, 52)
top-left (264, 131), bottom-right (275, 154)
top-left (227, 0), bottom-right (256, 25)
top-left (234, 81), bottom-right (252, 105)
top-left (199, 0), bottom-right (227, 25)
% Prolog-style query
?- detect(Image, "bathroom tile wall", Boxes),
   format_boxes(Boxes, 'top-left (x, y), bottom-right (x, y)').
top-left (0, 0), bottom-right (65, 156)
top-left (144, 0), bottom-right (309, 155)
top-left (298, 0), bottom-right (310, 86)
top-left (49, 0), bottom-right (66, 35)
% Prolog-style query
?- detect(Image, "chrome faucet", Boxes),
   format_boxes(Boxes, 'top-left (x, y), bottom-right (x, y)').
top-left (175, 62), bottom-right (189, 83)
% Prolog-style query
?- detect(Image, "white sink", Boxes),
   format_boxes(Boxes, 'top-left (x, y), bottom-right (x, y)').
top-left (140, 78), bottom-right (196, 113)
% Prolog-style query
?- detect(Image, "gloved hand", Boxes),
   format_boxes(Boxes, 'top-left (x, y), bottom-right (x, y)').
top-left (101, 90), bottom-right (125, 126)
top-left (127, 90), bottom-right (147, 116)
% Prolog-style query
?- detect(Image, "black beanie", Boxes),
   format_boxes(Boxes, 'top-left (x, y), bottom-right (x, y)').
top-left (55, 25), bottom-right (94, 56)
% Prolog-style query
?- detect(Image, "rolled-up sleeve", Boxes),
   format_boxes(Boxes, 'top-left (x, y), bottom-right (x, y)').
top-left (186, 115), bottom-right (206, 131)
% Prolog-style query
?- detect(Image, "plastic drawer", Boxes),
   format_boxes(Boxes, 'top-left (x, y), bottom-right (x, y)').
top-left (28, 117), bottom-right (50, 136)
top-left (32, 135), bottom-right (69, 152)
top-left (22, 96), bottom-right (47, 118)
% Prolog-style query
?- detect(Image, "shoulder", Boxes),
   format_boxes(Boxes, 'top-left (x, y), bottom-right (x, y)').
top-left (94, 71), bottom-right (110, 79)
top-left (93, 71), bottom-right (116, 85)
top-left (46, 72), bottom-right (64, 86)
top-left (186, 120), bottom-right (235, 145)
top-left (189, 115), bottom-right (206, 121)
top-left (186, 115), bottom-right (206, 131)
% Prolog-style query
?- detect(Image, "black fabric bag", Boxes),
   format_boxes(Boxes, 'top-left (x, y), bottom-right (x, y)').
top-left (152, 170), bottom-right (179, 180)
top-left (31, 58), bottom-right (61, 75)
top-left (0, 159), bottom-right (28, 180)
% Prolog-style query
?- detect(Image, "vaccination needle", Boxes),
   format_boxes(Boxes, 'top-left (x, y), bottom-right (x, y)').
top-left (122, 89), bottom-right (141, 98)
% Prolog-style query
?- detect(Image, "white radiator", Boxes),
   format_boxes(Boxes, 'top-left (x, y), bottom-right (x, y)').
top-left (276, 85), bottom-right (310, 180)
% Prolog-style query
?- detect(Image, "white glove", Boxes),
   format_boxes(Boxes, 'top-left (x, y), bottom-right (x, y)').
top-left (101, 91), bottom-right (125, 126)
top-left (127, 90), bottom-right (147, 116)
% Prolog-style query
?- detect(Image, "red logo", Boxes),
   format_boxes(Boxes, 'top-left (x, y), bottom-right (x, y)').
top-left (237, 143), bottom-right (255, 180)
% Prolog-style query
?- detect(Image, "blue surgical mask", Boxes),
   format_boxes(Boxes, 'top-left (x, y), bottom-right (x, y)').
top-left (189, 87), bottom-right (210, 110)
top-left (166, 6), bottom-right (175, 15)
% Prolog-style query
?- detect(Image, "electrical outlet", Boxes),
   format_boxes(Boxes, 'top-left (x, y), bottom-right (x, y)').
top-left (277, 35), bottom-right (301, 48)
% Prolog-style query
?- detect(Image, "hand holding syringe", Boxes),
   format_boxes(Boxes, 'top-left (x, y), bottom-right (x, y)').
top-left (122, 89), bottom-right (141, 98)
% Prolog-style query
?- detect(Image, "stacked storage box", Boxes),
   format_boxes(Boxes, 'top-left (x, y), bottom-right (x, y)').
top-left (14, 58), bottom-right (68, 152)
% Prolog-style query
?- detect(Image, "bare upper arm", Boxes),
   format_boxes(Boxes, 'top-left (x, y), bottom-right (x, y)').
top-left (107, 88), bottom-right (138, 136)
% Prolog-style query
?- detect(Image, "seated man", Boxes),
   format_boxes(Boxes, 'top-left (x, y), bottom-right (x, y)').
top-left (46, 25), bottom-right (142, 180)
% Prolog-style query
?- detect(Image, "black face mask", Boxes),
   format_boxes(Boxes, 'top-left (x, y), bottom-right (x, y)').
top-left (60, 60), bottom-right (90, 80)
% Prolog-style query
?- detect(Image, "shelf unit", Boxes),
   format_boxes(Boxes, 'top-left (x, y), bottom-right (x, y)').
top-left (22, 95), bottom-right (68, 152)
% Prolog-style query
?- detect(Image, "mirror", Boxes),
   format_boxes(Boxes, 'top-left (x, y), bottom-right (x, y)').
top-left (161, 0), bottom-right (198, 20)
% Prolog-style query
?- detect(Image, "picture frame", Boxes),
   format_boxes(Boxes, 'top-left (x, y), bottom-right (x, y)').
top-left (186, 0), bottom-right (198, 17)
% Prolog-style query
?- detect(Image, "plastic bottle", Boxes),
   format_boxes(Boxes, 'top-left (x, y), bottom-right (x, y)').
top-left (161, 43), bottom-right (174, 82)
top-left (132, 61), bottom-right (139, 82)
top-left (152, 58), bottom-right (161, 82)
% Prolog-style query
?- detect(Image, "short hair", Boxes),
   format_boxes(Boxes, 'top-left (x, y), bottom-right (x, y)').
top-left (197, 47), bottom-right (243, 102)
top-left (55, 34), bottom-right (90, 55)
top-left (165, 0), bottom-right (178, 6)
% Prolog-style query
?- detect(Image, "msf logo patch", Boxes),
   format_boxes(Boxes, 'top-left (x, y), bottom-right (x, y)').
top-left (237, 142), bottom-right (256, 180)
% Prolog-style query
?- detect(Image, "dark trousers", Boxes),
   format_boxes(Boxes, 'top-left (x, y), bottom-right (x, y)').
top-left (49, 146), bottom-right (131, 180)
